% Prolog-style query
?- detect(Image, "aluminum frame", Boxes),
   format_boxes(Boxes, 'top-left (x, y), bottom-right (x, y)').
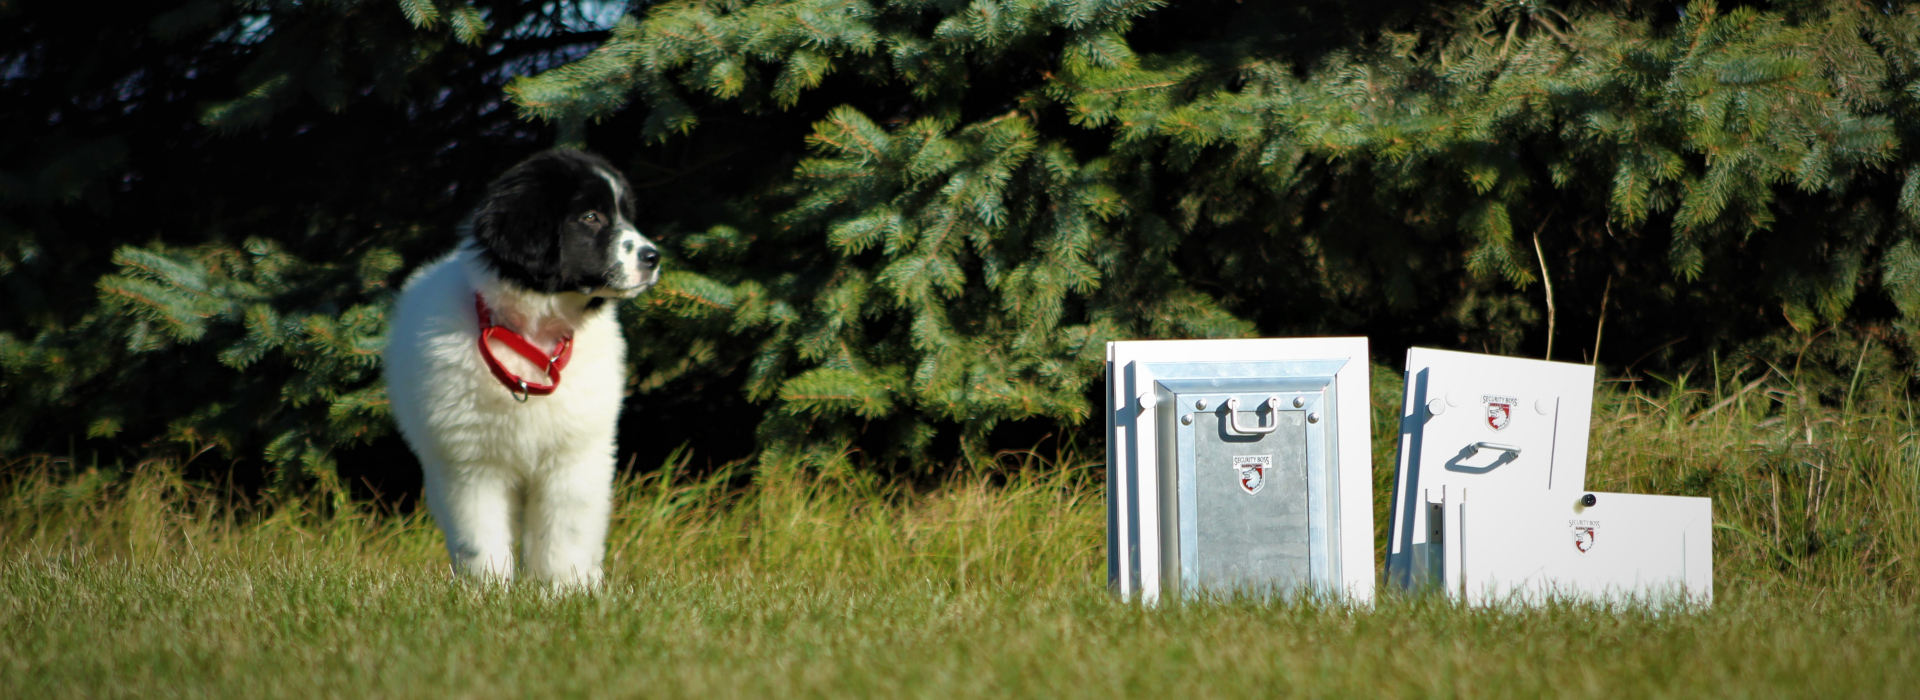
top-left (1152, 364), bottom-right (1343, 596)
top-left (1108, 338), bottom-right (1373, 604)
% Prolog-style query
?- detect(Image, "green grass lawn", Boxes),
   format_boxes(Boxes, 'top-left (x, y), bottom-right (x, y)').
top-left (8, 556), bottom-right (1918, 699)
top-left (4, 375), bottom-right (1918, 698)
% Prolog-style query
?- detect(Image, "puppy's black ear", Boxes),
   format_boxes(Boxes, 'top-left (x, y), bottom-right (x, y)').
top-left (470, 154), bottom-right (570, 292)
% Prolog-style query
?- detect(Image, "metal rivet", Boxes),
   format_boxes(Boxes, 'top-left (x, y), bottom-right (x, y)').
top-left (1307, 412), bottom-right (1321, 424)
top-left (1138, 392), bottom-right (1157, 409)
top-left (1427, 398), bottom-right (1447, 416)
top-left (1194, 399), bottom-right (1208, 410)
top-left (1292, 396), bottom-right (1306, 408)
top-left (1181, 414), bottom-right (1194, 425)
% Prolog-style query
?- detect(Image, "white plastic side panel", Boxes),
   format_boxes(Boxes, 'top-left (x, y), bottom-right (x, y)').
top-left (1107, 338), bottom-right (1374, 603)
top-left (1439, 488), bottom-right (1464, 600)
top-left (1388, 348), bottom-right (1597, 588)
top-left (1105, 348), bottom-right (1126, 597)
top-left (1455, 489), bottom-right (1713, 605)
top-left (1132, 362), bottom-right (1162, 602)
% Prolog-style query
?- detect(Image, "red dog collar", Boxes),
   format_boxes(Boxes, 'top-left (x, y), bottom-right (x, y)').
top-left (475, 293), bottom-right (573, 401)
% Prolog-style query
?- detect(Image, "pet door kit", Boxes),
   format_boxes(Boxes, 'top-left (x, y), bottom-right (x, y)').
top-left (1106, 338), bottom-right (1375, 604)
top-left (1386, 348), bottom-right (1713, 604)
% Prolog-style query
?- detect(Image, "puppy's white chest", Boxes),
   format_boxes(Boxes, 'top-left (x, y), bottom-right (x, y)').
top-left (385, 250), bottom-right (629, 476)
top-left (462, 384), bottom-right (617, 468)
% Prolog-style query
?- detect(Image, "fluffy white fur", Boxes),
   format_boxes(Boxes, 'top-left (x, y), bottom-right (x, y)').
top-left (384, 242), bottom-right (630, 588)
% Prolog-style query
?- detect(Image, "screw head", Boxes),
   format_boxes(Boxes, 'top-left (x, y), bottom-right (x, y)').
top-left (1293, 396), bottom-right (1306, 408)
top-left (1194, 399), bottom-right (1208, 410)
top-left (1307, 412), bottom-right (1322, 424)
top-left (1181, 414), bottom-right (1194, 425)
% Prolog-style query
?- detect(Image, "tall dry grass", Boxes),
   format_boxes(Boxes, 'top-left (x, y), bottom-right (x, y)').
top-left (6, 366), bottom-right (1920, 698)
top-left (0, 445), bottom-right (1108, 593)
top-left (3, 361), bottom-right (1915, 598)
top-left (1584, 367), bottom-right (1920, 597)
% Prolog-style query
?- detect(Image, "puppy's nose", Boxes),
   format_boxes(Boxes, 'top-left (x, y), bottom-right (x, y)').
top-left (639, 246), bottom-right (660, 268)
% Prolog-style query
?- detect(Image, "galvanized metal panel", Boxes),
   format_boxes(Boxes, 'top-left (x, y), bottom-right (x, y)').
top-left (1192, 406), bottom-right (1310, 593)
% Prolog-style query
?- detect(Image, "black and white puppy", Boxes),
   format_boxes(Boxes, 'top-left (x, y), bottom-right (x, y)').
top-left (384, 149), bottom-right (659, 588)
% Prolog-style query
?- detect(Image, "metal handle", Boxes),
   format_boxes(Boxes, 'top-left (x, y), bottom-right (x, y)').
top-left (1224, 396), bottom-right (1282, 435)
top-left (1466, 442), bottom-right (1522, 457)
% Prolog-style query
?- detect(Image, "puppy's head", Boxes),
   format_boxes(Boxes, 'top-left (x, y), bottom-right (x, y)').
top-left (468, 149), bottom-right (660, 298)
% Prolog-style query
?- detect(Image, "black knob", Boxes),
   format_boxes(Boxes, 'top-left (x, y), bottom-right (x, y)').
top-left (1581, 493), bottom-right (1598, 507)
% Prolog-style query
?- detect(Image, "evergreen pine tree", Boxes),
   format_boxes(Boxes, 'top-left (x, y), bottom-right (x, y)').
top-left (6, 0), bottom-right (1920, 485)
top-left (509, 0), bottom-right (1920, 466)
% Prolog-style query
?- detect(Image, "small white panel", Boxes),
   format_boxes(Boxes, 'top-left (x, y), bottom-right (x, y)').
top-left (1451, 488), bottom-right (1713, 605)
top-left (1108, 338), bottom-right (1374, 604)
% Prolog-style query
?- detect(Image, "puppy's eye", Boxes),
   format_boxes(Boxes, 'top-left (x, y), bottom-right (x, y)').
top-left (580, 211), bottom-right (600, 223)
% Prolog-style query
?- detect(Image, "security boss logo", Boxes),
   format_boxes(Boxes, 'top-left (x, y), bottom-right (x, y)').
top-left (1483, 395), bottom-right (1518, 432)
top-left (1570, 519), bottom-right (1599, 553)
top-left (1232, 455), bottom-right (1271, 495)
